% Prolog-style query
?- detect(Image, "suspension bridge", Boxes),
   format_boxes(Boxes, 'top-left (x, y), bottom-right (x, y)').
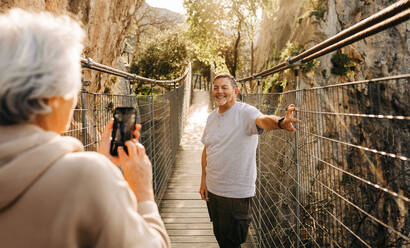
top-left (69, 1), bottom-right (409, 247)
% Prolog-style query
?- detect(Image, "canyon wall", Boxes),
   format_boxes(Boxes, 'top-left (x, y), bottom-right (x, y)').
top-left (0, 0), bottom-right (143, 92)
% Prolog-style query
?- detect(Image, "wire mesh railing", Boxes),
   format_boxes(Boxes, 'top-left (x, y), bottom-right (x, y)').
top-left (242, 75), bottom-right (409, 247)
top-left (237, 1), bottom-right (409, 247)
top-left (65, 62), bottom-right (192, 205)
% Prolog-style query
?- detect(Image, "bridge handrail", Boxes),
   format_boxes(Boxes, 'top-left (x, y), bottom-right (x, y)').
top-left (238, 0), bottom-right (410, 82)
top-left (80, 57), bottom-right (190, 85)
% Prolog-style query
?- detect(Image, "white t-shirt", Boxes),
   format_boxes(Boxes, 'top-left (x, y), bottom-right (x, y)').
top-left (201, 101), bottom-right (262, 198)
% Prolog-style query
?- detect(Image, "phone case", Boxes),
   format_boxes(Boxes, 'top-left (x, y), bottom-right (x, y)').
top-left (110, 107), bottom-right (137, 156)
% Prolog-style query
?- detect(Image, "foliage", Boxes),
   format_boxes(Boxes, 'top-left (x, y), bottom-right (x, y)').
top-left (134, 86), bottom-right (162, 96)
top-left (192, 60), bottom-right (211, 81)
top-left (137, 86), bottom-right (151, 95)
top-left (184, 0), bottom-right (227, 65)
top-left (309, 0), bottom-right (327, 20)
top-left (261, 42), bottom-right (322, 93)
top-left (280, 42), bottom-right (319, 73)
top-left (122, 3), bottom-right (183, 68)
top-left (331, 51), bottom-right (356, 75)
top-left (129, 27), bottom-right (188, 81)
top-left (184, 0), bottom-right (262, 76)
top-left (263, 73), bottom-right (280, 93)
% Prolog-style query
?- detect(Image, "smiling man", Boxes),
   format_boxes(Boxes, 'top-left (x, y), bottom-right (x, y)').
top-left (200, 73), bottom-right (300, 248)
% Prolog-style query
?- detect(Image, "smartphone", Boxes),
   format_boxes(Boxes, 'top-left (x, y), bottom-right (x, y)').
top-left (110, 107), bottom-right (138, 156)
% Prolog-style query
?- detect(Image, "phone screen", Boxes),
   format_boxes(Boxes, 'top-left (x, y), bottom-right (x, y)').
top-left (110, 107), bottom-right (137, 156)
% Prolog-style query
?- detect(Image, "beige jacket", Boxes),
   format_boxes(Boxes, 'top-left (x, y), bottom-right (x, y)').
top-left (0, 124), bottom-right (170, 248)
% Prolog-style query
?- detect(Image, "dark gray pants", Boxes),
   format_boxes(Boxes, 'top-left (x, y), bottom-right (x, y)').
top-left (207, 191), bottom-right (252, 248)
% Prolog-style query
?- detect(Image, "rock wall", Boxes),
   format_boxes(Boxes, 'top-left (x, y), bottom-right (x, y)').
top-left (0, 0), bottom-right (143, 92)
top-left (252, 1), bottom-right (409, 246)
top-left (254, 0), bottom-right (409, 90)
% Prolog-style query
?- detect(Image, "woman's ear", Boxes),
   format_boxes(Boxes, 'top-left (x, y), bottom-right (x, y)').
top-left (47, 97), bottom-right (61, 109)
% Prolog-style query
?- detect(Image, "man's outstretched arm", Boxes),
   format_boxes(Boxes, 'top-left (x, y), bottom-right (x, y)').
top-left (256, 104), bottom-right (300, 131)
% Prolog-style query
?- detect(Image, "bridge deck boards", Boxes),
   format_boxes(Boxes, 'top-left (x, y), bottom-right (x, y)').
top-left (160, 149), bottom-right (218, 248)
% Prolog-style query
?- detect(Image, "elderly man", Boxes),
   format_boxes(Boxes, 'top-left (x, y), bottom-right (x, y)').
top-left (0, 9), bottom-right (170, 247)
top-left (200, 73), bottom-right (299, 248)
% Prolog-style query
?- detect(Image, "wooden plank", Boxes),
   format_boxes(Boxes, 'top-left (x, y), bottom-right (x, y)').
top-left (171, 242), bottom-right (219, 248)
top-left (163, 193), bottom-right (202, 200)
top-left (161, 212), bottom-right (209, 218)
top-left (161, 208), bottom-right (207, 213)
top-left (167, 180), bottom-right (201, 184)
top-left (169, 170), bottom-right (201, 174)
top-left (168, 179), bottom-right (201, 183)
top-left (242, 243), bottom-right (256, 248)
top-left (168, 174), bottom-right (201, 177)
top-left (166, 184), bottom-right (200, 187)
top-left (163, 217), bottom-right (210, 224)
top-left (170, 235), bottom-right (217, 243)
top-left (165, 182), bottom-right (199, 185)
top-left (165, 223), bottom-right (213, 230)
top-left (171, 236), bottom-right (217, 243)
top-left (160, 200), bottom-right (206, 208)
top-left (168, 229), bottom-right (214, 236)
top-left (164, 184), bottom-right (199, 188)
top-left (165, 189), bottom-right (199, 194)
top-left (171, 169), bottom-right (201, 173)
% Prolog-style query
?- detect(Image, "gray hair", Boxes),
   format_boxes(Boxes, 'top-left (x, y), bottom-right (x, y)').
top-left (212, 73), bottom-right (237, 89)
top-left (0, 9), bottom-right (85, 125)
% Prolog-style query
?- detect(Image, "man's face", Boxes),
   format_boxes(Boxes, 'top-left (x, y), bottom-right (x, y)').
top-left (212, 77), bottom-right (237, 107)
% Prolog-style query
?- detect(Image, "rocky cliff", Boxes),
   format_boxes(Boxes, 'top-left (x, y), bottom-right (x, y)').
top-left (0, 0), bottom-right (143, 92)
top-left (254, 0), bottom-right (409, 91)
top-left (252, 1), bottom-right (409, 247)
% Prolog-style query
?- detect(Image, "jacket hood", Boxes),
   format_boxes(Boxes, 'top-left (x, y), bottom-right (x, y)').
top-left (0, 124), bottom-right (84, 210)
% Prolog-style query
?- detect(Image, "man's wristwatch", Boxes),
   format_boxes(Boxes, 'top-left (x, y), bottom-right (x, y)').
top-left (278, 117), bottom-right (285, 129)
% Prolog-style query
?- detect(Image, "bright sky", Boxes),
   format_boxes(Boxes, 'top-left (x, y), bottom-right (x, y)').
top-left (145, 0), bottom-right (186, 14)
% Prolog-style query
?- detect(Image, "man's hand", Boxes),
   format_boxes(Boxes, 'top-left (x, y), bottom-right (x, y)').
top-left (97, 119), bottom-right (142, 165)
top-left (280, 104), bottom-right (301, 132)
top-left (199, 180), bottom-right (208, 201)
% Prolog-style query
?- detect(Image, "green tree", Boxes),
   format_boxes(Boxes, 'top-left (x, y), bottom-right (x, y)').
top-left (129, 27), bottom-right (188, 93)
top-left (184, 0), bottom-right (261, 77)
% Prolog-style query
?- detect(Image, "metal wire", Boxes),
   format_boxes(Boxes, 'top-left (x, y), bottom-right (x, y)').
top-left (242, 75), bottom-right (410, 247)
top-left (64, 63), bottom-right (192, 206)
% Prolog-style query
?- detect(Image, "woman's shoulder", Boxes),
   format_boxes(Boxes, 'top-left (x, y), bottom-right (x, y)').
top-left (53, 151), bottom-right (123, 182)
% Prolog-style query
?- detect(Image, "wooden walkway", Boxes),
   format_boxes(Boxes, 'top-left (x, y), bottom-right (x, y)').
top-left (160, 91), bottom-right (218, 247)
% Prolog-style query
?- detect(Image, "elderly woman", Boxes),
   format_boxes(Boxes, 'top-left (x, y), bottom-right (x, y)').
top-left (0, 9), bottom-right (170, 248)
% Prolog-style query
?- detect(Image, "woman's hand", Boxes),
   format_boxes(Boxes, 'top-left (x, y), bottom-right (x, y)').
top-left (97, 119), bottom-right (141, 166)
top-left (118, 140), bottom-right (154, 202)
top-left (98, 120), bottom-right (153, 202)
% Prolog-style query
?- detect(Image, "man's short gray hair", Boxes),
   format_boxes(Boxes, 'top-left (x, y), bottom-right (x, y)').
top-left (0, 9), bottom-right (85, 125)
top-left (212, 73), bottom-right (237, 89)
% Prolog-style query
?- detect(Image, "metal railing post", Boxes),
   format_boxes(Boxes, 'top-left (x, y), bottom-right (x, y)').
top-left (80, 78), bottom-right (88, 148)
top-left (295, 69), bottom-right (301, 248)
top-left (150, 81), bottom-right (157, 194)
top-left (257, 79), bottom-right (262, 248)
top-left (93, 94), bottom-right (97, 151)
